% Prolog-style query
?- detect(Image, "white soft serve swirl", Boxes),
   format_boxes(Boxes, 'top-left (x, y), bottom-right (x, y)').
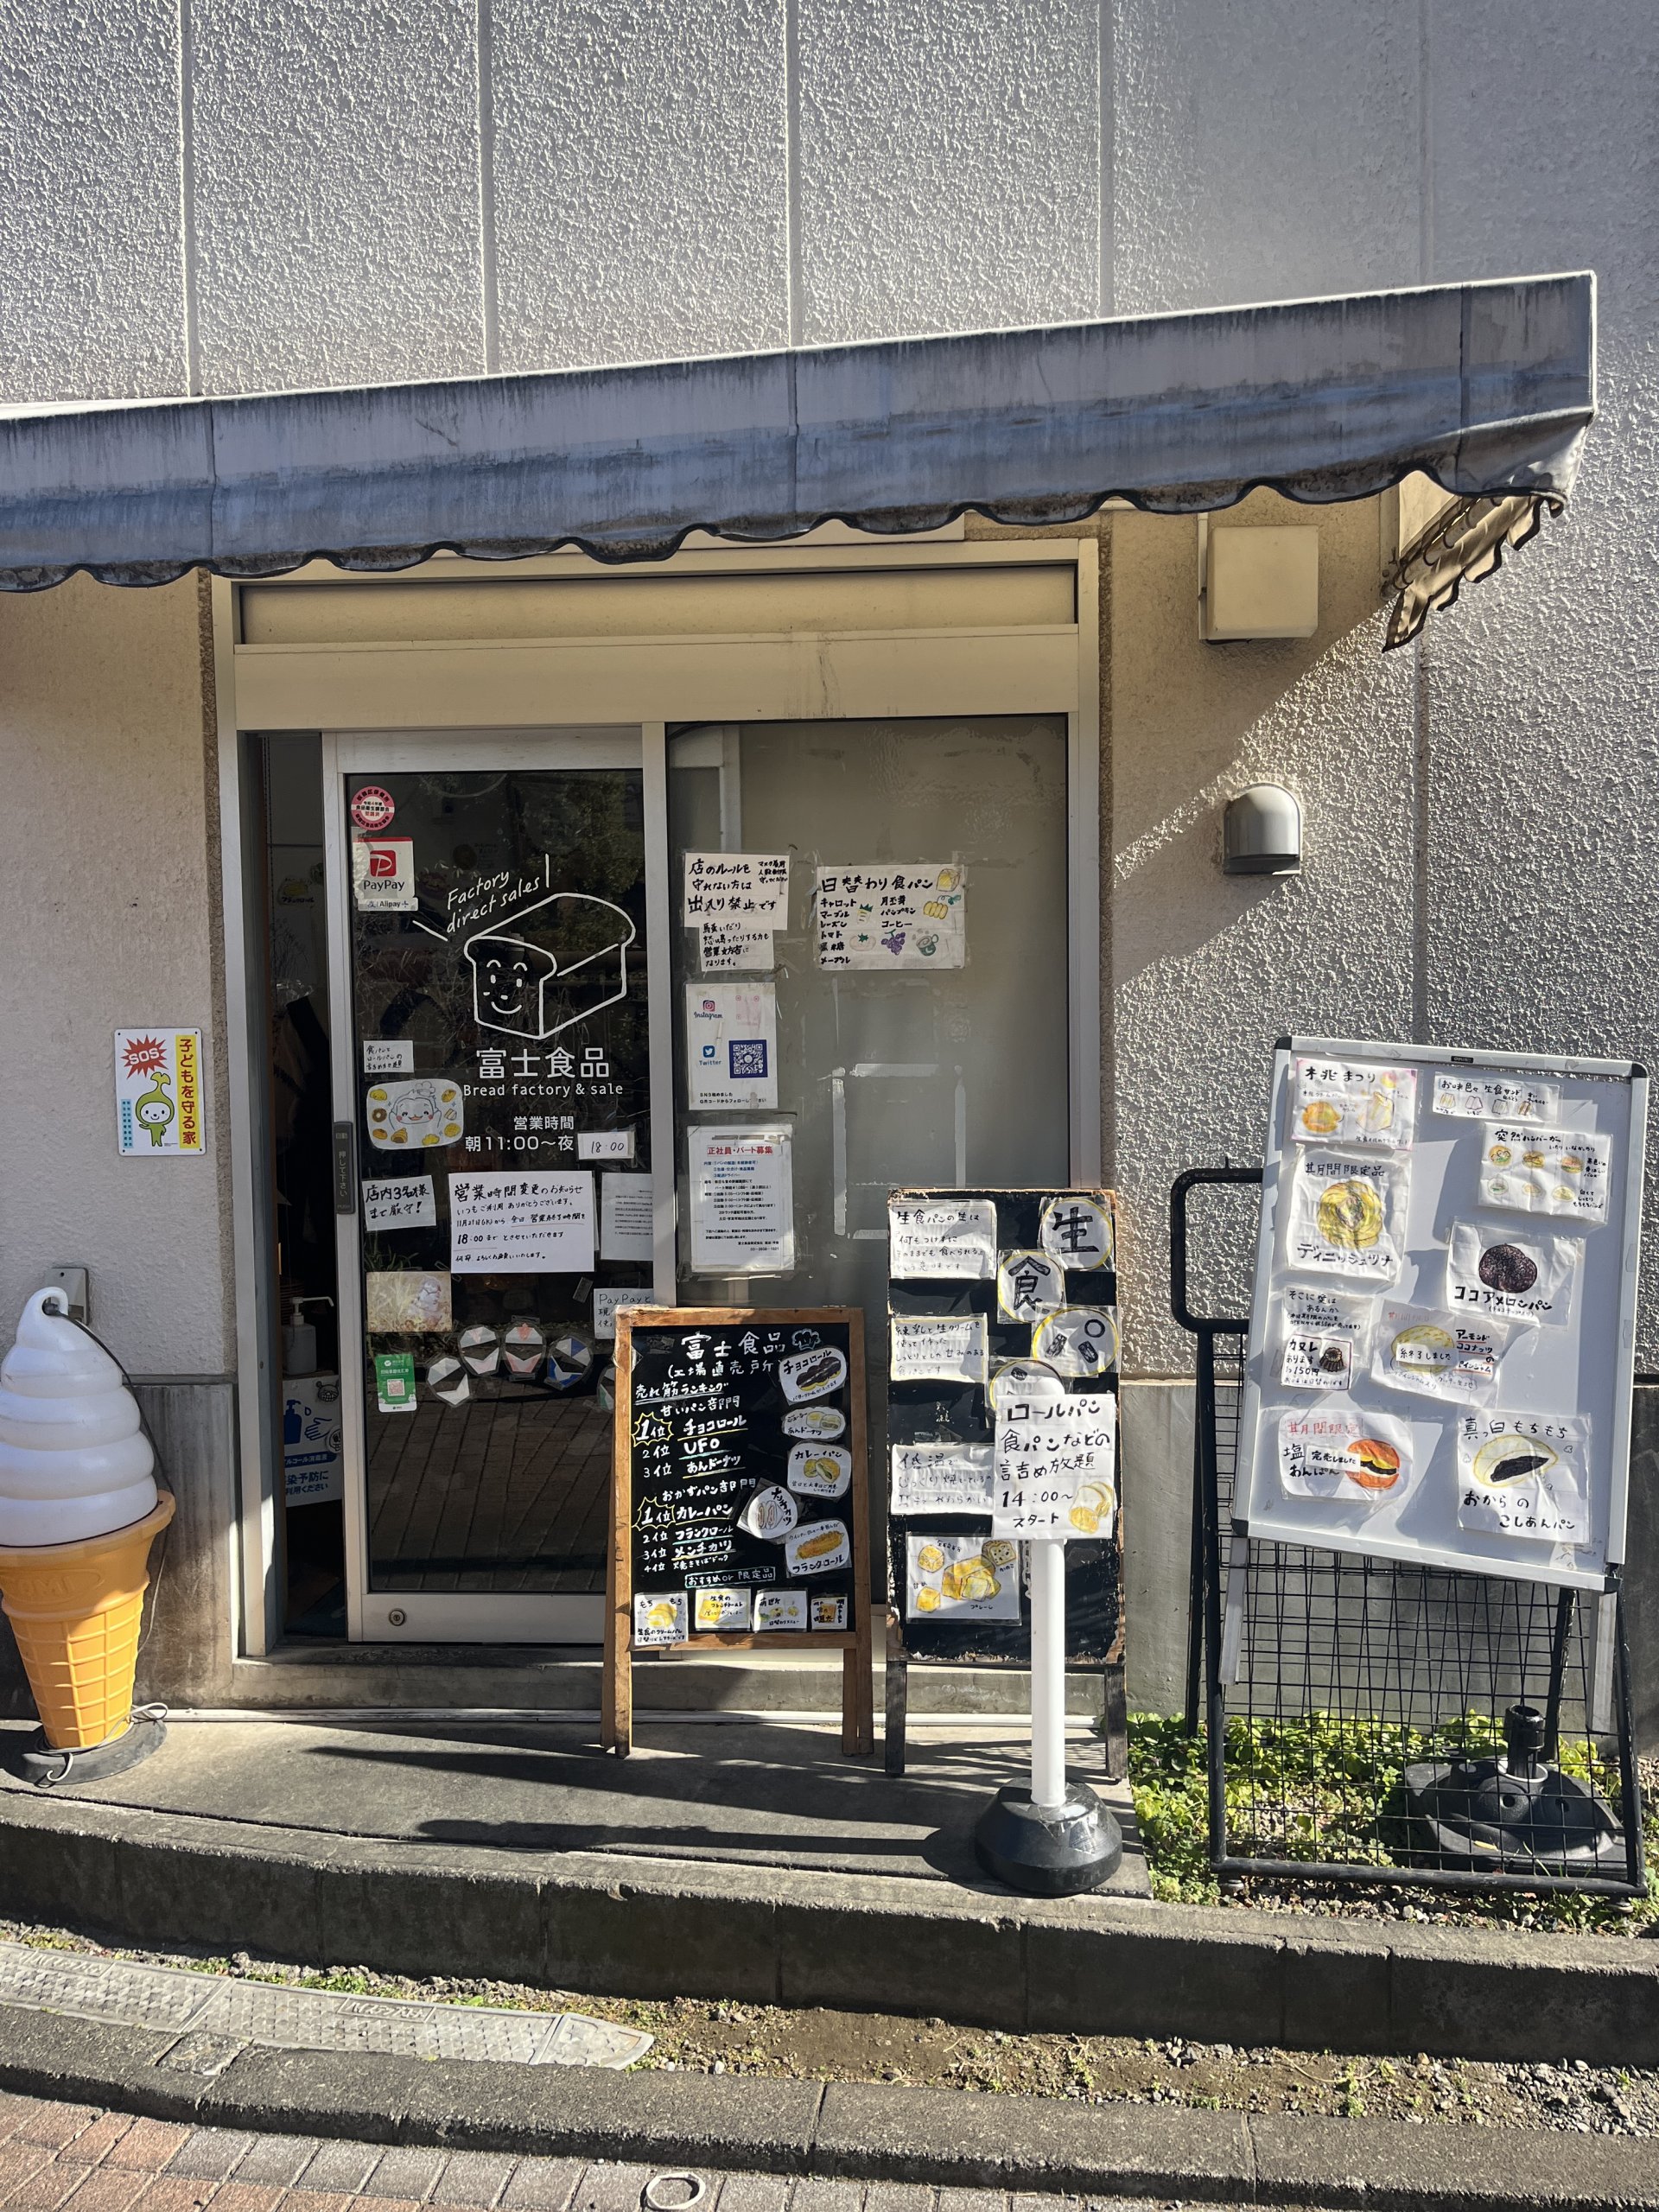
top-left (0, 1289), bottom-right (156, 1546)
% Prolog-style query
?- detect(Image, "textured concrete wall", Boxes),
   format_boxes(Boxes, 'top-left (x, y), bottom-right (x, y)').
top-left (0, 576), bottom-right (232, 1376)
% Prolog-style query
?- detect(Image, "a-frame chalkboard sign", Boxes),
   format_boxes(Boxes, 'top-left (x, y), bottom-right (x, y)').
top-left (603, 1306), bottom-right (875, 1757)
top-left (884, 1187), bottom-right (1124, 1777)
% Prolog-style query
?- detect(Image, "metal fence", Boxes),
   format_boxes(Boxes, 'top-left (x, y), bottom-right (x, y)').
top-left (1171, 1166), bottom-right (1643, 1900)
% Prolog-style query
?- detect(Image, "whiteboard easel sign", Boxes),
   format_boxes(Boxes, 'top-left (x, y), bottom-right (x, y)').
top-left (1236, 1038), bottom-right (1647, 1591)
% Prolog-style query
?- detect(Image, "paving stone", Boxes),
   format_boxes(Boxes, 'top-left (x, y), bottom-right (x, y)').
top-left (53, 2170), bottom-right (148, 2212)
top-left (791, 2187), bottom-right (864, 2212)
top-left (0, 2152), bottom-right (57, 2209)
top-left (102, 2125), bottom-right (191, 2175)
top-left (160, 2131), bottom-right (255, 2182)
top-left (61, 2117), bottom-right (137, 2167)
top-left (497, 2160), bottom-right (585, 2212)
top-left (10, 2109), bottom-right (99, 2152)
top-left (861, 2190), bottom-right (931, 2212)
top-left (0, 2097), bottom-right (46, 2143)
top-left (201, 2186), bottom-right (285, 2212)
top-left (430, 2151), bottom-right (518, 2208)
top-left (566, 2166), bottom-right (659, 2212)
top-left (294, 2143), bottom-right (383, 2196)
top-left (351, 2200), bottom-right (423, 2212)
top-left (232, 2136), bottom-right (324, 2188)
top-left (273, 2195), bottom-right (352, 2212)
top-left (712, 2180), bottom-right (790, 2212)
top-left (122, 2179), bottom-right (216, 2212)
top-left (1, 2164), bottom-right (95, 2212)
top-left (363, 2147), bottom-right (449, 2202)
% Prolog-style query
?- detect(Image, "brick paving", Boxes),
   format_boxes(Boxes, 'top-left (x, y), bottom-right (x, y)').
top-left (0, 2095), bottom-right (1170, 2212)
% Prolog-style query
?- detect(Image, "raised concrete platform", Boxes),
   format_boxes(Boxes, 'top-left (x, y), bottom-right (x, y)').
top-left (3, 1713), bottom-right (1658, 2069)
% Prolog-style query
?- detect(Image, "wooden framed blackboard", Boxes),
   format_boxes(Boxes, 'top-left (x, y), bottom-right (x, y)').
top-left (884, 1187), bottom-right (1123, 1776)
top-left (603, 1306), bottom-right (874, 1757)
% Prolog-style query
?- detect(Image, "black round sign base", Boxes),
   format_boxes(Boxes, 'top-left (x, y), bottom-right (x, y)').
top-left (11, 1714), bottom-right (168, 1789)
top-left (973, 1776), bottom-right (1122, 1897)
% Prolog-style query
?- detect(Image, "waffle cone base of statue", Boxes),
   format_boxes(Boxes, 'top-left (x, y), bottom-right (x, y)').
top-left (0, 1492), bottom-right (174, 1755)
top-left (0, 1287), bottom-right (171, 1778)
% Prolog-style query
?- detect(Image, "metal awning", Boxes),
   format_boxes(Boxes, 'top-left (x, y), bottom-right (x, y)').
top-left (0, 272), bottom-right (1592, 638)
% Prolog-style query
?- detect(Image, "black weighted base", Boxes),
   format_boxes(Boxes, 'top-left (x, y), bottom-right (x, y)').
top-left (974, 1775), bottom-right (1123, 1897)
top-left (11, 1714), bottom-right (168, 1788)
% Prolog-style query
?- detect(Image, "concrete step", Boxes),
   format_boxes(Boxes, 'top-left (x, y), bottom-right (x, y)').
top-left (230, 1647), bottom-right (1110, 1717)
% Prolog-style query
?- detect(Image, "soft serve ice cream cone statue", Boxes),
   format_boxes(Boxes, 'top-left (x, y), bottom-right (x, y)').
top-left (0, 1288), bottom-right (174, 1753)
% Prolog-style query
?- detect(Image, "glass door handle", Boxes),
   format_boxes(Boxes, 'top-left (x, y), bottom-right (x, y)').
top-left (333, 1122), bottom-right (357, 1215)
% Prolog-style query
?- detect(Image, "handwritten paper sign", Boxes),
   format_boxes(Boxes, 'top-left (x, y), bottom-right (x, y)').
top-left (363, 1039), bottom-right (415, 1074)
top-left (1457, 1413), bottom-right (1591, 1545)
top-left (1285, 1152), bottom-right (1408, 1281)
top-left (699, 921), bottom-right (776, 974)
top-left (906, 1532), bottom-right (1020, 1621)
top-left (887, 1198), bottom-right (997, 1280)
top-left (1432, 1071), bottom-right (1561, 1122)
top-left (992, 1395), bottom-right (1116, 1537)
top-left (817, 865), bottom-right (965, 969)
top-left (448, 1171), bottom-right (596, 1274)
top-left (1478, 1124), bottom-right (1612, 1224)
top-left (362, 1175), bottom-right (436, 1230)
top-left (889, 1441), bottom-right (995, 1516)
top-left (683, 853), bottom-right (790, 924)
top-left (889, 1313), bottom-right (988, 1385)
top-left (1289, 1058), bottom-right (1417, 1148)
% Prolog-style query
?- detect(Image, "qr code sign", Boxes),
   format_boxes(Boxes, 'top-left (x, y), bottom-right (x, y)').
top-left (728, 1039), bottom-right (769, 1080)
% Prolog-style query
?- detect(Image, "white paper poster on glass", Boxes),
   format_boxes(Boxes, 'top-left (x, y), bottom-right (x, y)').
top-left (283, 1375), bottom-right (343, 1504)
top-left (1038, 1195), bottom-right (1114, 1272)
top-left (689, 1125), bottom-right (794, 1272)
top-left (817, 865), bottom-right (965, 969)
top-left (1478, 1124), bottom-right (1612, 1224)
top-left (362, 1175), bottom-right (436, 1231)
top-left (685, 982), bottom-right (779, 1109)
top-left (699, 921), bottom-right (776, 974)
top-left (363, 1039), bottom-right (415, 1075)
top-left (592, 1288), bottom-right (666, 1340)
top-left (889, 1441), bottom-right (995, 1516)
top-left (365, 1078), bottom-right (464, 1152)
top-left (683, 853), bottom-right (790, 925)
top-left (1289, 1058), bottom-right (1416, 1149)
top-left (365, 1270), bottom-right (452, 1332)
top-left (1457, 1414), bottom-right (1591, 1547)
top-left (633, 1592), bottom-right (689, 1647)
top-left (1370, 1304), bottom-right (1508, 1404)
top-left (1031, 1306), bottom-right (1118, 1379)
top-left (906, 1533), bottom-right (1020, 1621)
top-left (114, 1029), bottom-right (205, 1155)
top-left (889, 1313), bottom-right (988, 1385)
top-left (448, 1171), bottom-right (596, 1274)
top-left (577, 1129), bottom-right (634, 1162)
top-left (887, 1198), bottom-right (996, 1280)
top-left (1278, 1284), bottom-right (1370, 1392)
top-left (996, 1250), bottom-right (1065, 1321)
top-left (1444, 1219), bottom-right (1579, 1330)
top-left (1432, 1072), bottom-right (1561, 1123)
top-left (992, 1393), bottom-right (1116, 1537)
top-left (350, 837), bottom-right (417, 912)
top-left (1277, 1407), bottom-right (1412, 1509)
top-left (1285, 1150), bottom-right (1408, 1282)
top-left (600, 1171), bottom-right (654, 1261)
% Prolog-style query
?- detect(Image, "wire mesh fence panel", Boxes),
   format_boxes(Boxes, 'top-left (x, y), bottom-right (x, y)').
top-left (1173, 1166), bottom-right (1644, 1900)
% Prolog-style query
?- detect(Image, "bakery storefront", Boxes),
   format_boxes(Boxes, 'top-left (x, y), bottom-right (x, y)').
top-left (0, 275), bottom-right (1591, 1700)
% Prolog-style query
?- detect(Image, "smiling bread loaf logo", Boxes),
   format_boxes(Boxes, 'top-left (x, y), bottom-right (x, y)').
top-left (462, 890), bottom-right (636, 1041)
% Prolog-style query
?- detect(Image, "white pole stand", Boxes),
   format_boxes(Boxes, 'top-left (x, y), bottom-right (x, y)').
top-left (972, 1537), bottom-right (1122, 1897)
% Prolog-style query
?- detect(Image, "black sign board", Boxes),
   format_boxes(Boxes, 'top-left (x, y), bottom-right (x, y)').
top-left (884, 1188), bottom-right (1122, 1774)
top-left (604, 1306), bottom-right (874, 1756)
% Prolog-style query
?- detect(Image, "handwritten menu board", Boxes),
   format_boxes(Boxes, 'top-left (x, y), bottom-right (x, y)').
top-left (886, 1188), bottom-right (1122, 1675)
top-left (602, 1306), bottom-right (874, 1756)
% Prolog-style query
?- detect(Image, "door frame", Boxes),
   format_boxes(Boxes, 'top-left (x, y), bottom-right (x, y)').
top-left (213, 537), bottom-right (1100, 1656)
top-left (321, 726), bottom-right (671, 1643)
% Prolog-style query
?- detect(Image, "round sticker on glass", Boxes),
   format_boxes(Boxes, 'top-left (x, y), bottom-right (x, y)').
top-left (351, 784), bottom-right (397, 833)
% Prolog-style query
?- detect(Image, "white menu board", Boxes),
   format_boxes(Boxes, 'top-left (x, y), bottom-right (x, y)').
top-left (1236, 1039), bottom-right (1646, 1591)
